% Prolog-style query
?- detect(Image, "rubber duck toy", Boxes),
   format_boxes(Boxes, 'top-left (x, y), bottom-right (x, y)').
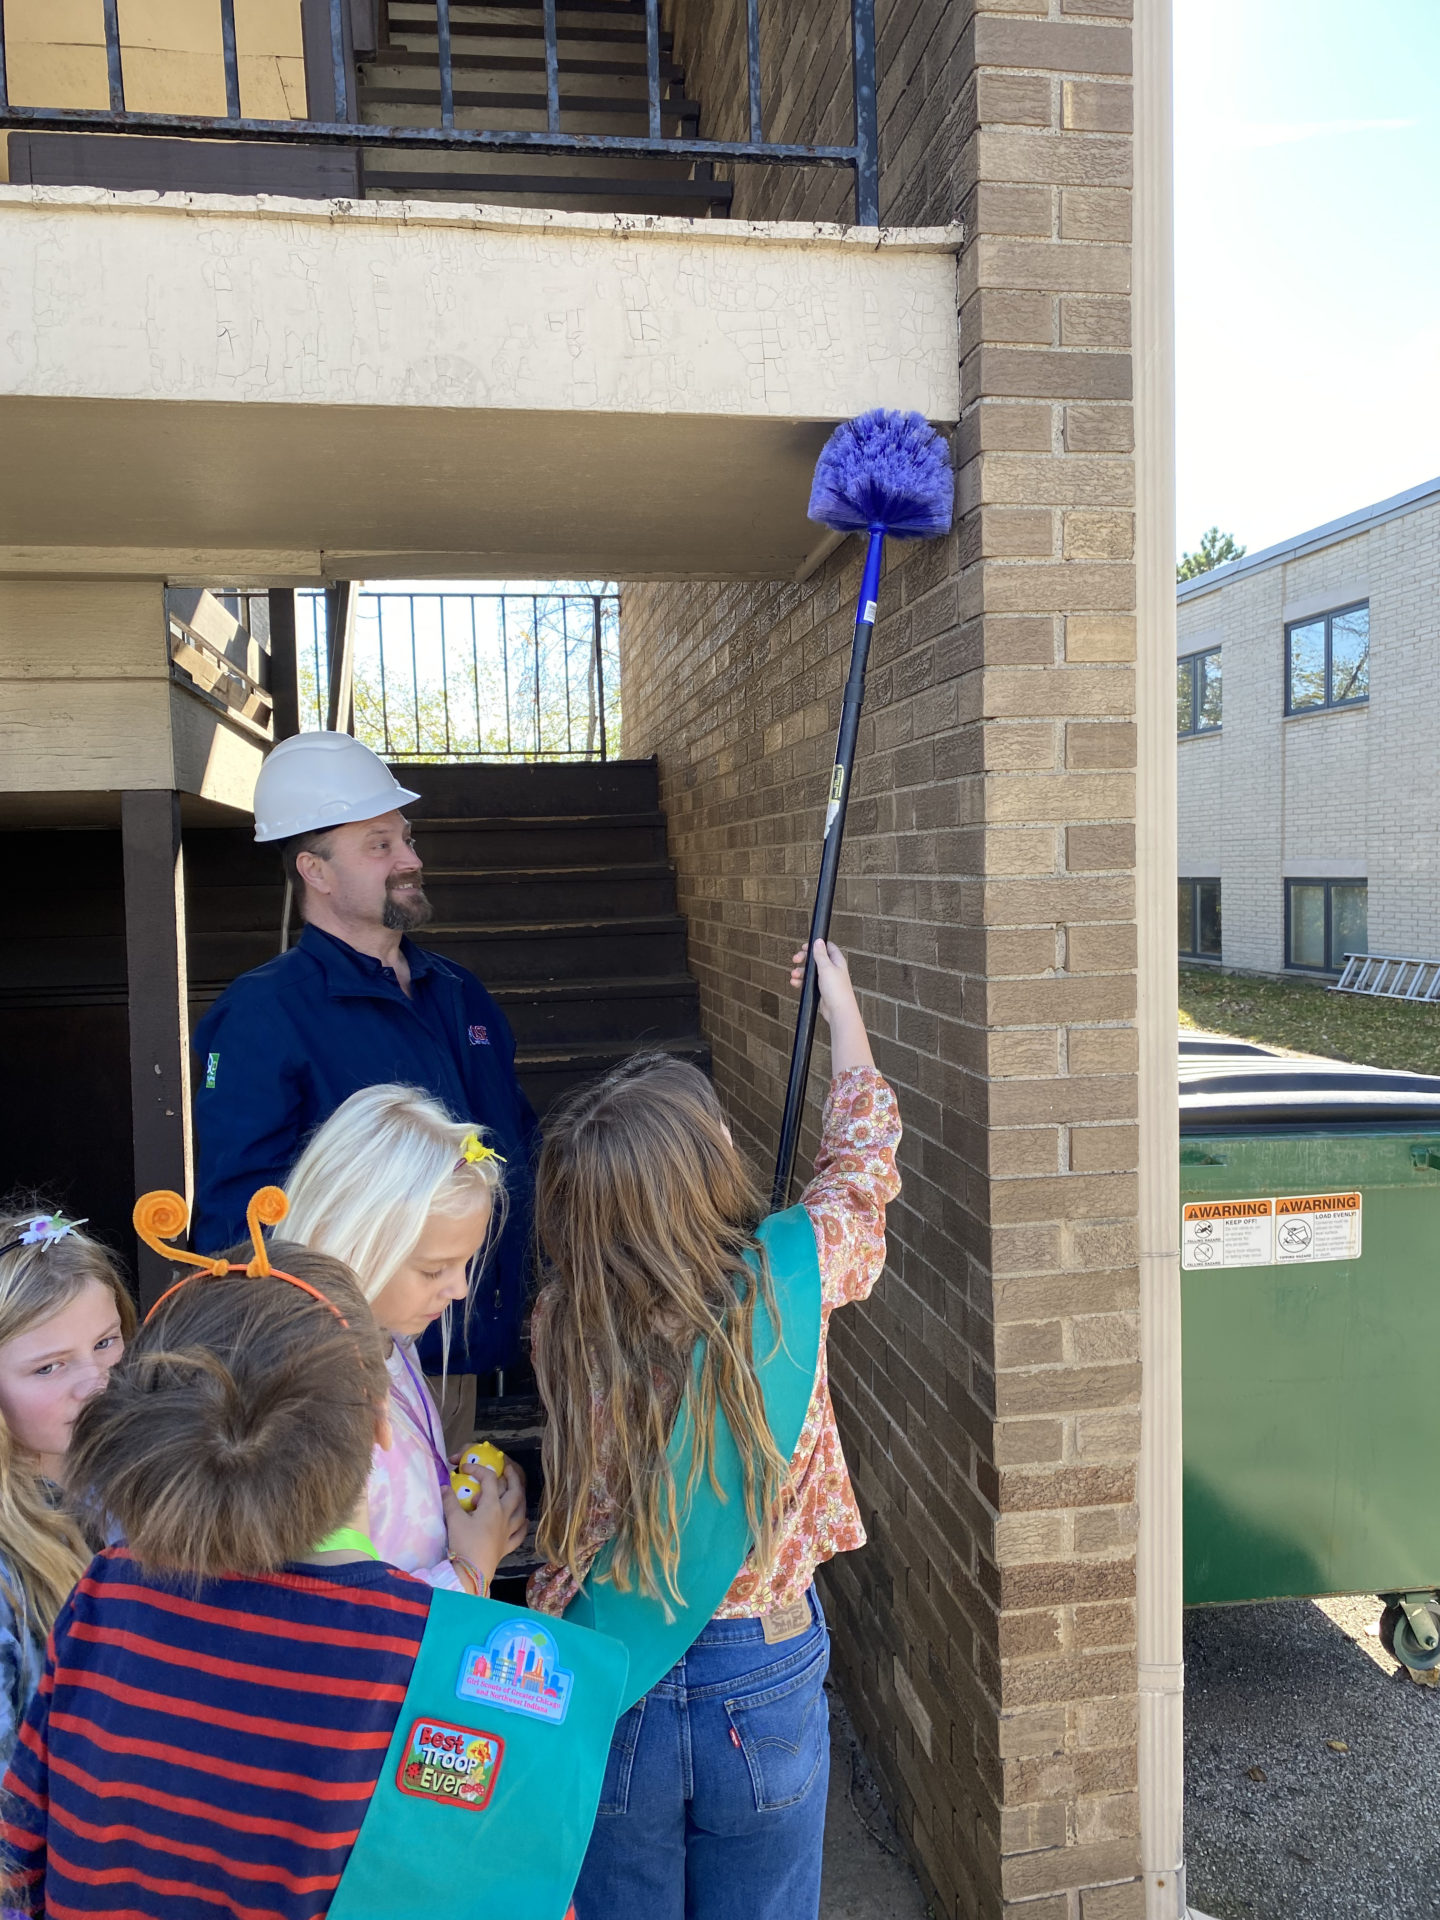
top-left (450, 1441), bottom-right (506, 1512)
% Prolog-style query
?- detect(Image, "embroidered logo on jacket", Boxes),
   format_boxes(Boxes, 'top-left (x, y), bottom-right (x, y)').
top-left (204, 1053), bottom-right (220, 1089)
top-left (395, 1718), bottom-right (503, 1810)
top-left (456, 1622), bottom-right (574, 1725)
top-left (467, 1024), bottom-right (490, 1046)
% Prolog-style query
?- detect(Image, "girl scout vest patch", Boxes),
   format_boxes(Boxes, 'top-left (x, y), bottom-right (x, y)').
top-left (327, 1591), bottom-right (628, 1920)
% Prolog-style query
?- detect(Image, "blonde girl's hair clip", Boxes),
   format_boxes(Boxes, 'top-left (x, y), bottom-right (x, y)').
top-left (455, 1132), bottom-right (507, 1173)
top-left (134, 1188), bottom-right (350, 1328)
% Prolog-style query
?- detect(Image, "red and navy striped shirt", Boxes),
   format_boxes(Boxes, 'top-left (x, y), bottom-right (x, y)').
top-left (0, 1546), bottom-right (431, 1919)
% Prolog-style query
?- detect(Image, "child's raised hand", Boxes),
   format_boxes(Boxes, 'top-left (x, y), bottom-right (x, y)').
top-left (788, 940), bottom-right (874, 1073)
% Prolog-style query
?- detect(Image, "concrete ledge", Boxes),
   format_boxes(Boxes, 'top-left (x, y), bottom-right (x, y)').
top-left (0, 182), bottom-right (963, 252)
top-left (0, 185), bottom-right (961, 579)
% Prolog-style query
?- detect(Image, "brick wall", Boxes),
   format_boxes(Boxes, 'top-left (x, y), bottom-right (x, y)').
top-left (1177, 498), bottom-right (1440, 971)
top-left (629, 8), bottom-right (1143, 1916)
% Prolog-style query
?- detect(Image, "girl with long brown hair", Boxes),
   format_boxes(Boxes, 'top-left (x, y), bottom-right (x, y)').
top-left (528, 940), bottom-right (901, 1920)
top-left (0, 1205), bottom-right (133, 1765)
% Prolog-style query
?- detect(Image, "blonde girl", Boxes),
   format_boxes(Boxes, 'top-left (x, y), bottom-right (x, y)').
top-left (0, 1206), bottom-right (134, 1763)
top-left (283, 1085), bottom-right (527, 1598)
top-left (527, 940), bottom-right (901, 1920)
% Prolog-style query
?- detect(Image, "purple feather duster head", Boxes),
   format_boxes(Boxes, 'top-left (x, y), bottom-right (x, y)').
top-left (807, 408), bottom-right (954, 539)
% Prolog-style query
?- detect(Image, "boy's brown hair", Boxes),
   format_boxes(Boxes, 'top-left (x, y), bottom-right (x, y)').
top-left (67, 1243), bottom-right (386, 1577)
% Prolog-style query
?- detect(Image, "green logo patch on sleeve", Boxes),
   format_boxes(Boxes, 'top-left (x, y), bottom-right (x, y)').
top-left (205, 1052), bottom-right (220, 1090)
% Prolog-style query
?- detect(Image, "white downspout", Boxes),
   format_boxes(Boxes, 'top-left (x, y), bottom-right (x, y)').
top-left (1133, 0), bottom-right (1185, 1915)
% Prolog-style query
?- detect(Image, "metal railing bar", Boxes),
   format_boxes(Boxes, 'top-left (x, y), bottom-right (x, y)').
top-left (532, 596), bottom-right (541, 758)
top-left (644, 0), bottom-right (661, 141)
top-left (102, 0), bottom-right (126, 114)
top-left (562, 599), bottom-right (574, 752)
top-left (439, 597), bottom-right (453, 756)
top-left (469, 598), bottom-right (481, 755)
top-left (435, 0), bottom-right (455, 128)
top-left (329, 0), bottom-right (350, 123)
top-left (746, 0), bottom-right (762, 144)
top-left (308, 597), bottom-right (324, 730)
top-left (377, 597), bottom-right (391, 753)
top-left (500, 599), bottom-right (512, 756)
top-left (0, 105), bottom-right (861, 165)
top-left (851, 0), bottom-right (879, 225)
top-left (593, 596), bottom-right (605, 760)
top-left (0, 0), bottom-right (8, 114)
top-left (408, 596), bottom-right (421, 754)
top-left (219, 0), bottom-right (242, 119)
top-left (542, 0), bottom-right (560, 134)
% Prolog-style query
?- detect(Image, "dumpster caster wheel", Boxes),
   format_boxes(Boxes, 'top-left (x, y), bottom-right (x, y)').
top-left (1380, 1602), bottom-right (1440, 1671)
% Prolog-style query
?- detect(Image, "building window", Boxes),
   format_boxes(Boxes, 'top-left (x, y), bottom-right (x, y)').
top-left (1285, 602), bottom-right (1369, 714)
top-left (1177, 648), bottom-right (1222, 737)
top-left (1179, 879), bottom-right (1222, 959)
top-left (1286, 879), bottom-right (1367, 972)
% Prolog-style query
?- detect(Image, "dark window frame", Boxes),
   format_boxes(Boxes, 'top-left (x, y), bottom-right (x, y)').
top-left (1284, 877), bottom-right (1368, 974)
top-left (1178, 877), bottom-right (1222, 960)
top-left (1178, 646), bottom-right (1222, 738)
top-left (1284, 600), bottom-right (1370, 716)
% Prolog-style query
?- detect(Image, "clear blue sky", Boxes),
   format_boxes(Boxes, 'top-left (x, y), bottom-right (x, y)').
top-left (1173, 0), bottom-right (1440, 556)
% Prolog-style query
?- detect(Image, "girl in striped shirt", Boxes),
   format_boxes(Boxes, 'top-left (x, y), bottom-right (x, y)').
top-left (0, 1240), bottom-right (428, 1920)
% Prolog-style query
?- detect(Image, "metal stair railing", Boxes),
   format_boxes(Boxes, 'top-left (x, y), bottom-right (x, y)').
top-left (296, 586), bottom-right (621, 763)
top-left (0, 0), bottom-right (881, 224)
top-left (1332, 953), bottom-right (1440, 1001)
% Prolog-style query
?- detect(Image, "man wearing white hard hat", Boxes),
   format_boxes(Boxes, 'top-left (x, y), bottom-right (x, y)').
top-left (190, 732), bottom-right (538, 1382)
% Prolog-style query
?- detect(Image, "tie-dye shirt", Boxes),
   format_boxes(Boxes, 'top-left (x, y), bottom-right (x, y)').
top-left (367, 1342), bottom-right (465, 1593)
top-left (528, 1065), bottom-right (901, 1619)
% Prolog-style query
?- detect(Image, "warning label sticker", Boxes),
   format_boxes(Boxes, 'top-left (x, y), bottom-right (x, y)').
top-left (1182, 1198), bottom-right (1275, 1270)
top-left (1274, 1191), bottom-right (1362, 1264)
top-left (1181, 1192), bottom-right (1362, 1269)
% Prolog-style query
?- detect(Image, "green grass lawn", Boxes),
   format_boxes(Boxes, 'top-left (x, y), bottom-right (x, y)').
top-left (1179, 966), bottom-right (1440, 1075)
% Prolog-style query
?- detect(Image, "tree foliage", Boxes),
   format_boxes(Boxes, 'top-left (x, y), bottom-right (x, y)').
top-left (1177, 528), bottom-right (1247, 582)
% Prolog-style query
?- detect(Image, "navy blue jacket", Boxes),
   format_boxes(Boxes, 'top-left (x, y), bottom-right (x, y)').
top-left (191, 924), bottom-right (538, 1376)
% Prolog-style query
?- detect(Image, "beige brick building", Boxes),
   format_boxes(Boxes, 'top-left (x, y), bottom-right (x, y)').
top-left (0, 3), bottom-right (1187, 1916)
top-left (1177, 476), bottom-right (1440, 977)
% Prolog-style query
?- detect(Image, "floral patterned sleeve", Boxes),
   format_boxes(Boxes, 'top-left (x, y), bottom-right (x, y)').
top-left (797, 1066), bottom-right (902, 1311)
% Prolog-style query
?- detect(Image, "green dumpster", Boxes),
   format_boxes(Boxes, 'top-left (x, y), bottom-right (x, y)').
top-left (1181, 1037), bottom-right (1440, 1668)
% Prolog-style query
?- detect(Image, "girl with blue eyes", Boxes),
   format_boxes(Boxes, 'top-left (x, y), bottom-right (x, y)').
top-left (0, 1208), bottom-right (134, 1764)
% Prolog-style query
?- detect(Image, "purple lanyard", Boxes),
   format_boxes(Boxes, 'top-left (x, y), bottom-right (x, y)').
top-left (392, 1341), bottom-right (451, 1491)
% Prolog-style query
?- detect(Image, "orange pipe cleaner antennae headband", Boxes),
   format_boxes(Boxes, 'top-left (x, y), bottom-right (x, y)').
top-left (245, 1186), bottom-right (288, 1276)
top-left (133, 1193), bottom-right (230, 1277)
top-left (134, 1188), bottom-right (349, 1328)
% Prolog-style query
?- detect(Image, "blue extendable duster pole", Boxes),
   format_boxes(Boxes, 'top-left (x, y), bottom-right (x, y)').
top-left (772, 410), bottom-right (954, 1210)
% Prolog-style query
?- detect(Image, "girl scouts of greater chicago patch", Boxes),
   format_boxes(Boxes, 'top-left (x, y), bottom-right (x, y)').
top-left (456, 1621), bottom-right (574, 1725)
top-left (396, 1718), bottom-right (503, 1810)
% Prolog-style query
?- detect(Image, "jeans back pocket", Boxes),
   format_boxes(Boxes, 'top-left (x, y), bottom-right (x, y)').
top-left (724, 1640), bottom-right (830, 1812)
top-left (597, 1699), bottom-right (647, 1816)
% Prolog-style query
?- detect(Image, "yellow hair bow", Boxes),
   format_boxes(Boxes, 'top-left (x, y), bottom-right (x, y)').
top-left (457, 1132), bottom-right (506, 1170)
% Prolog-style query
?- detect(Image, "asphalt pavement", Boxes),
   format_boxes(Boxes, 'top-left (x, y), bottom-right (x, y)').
top-left (1185, 1595), bottom-right (1440, 1919)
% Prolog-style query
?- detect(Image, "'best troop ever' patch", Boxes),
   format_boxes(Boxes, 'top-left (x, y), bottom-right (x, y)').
top-left (396, 1719), bottom-right (503, 1810)
top-left (395, 1621), bottom-right (578, 1814)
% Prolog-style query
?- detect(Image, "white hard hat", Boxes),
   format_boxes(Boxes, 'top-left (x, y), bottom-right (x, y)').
top-left (252, 732), bottom-right (422, 843)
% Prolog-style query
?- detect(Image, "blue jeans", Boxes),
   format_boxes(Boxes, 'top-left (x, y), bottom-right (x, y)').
top-left (574, 1588), bottom-right (831, 1920)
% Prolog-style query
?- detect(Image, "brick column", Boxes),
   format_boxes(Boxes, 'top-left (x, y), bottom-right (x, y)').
top-left (957, 10), bottom-right (1144, 1918)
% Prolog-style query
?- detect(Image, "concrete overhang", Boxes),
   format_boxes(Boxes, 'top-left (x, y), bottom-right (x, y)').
top-left (0, 187), bottom-right (960, 583)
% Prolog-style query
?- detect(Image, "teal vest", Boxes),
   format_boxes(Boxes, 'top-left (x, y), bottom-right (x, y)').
top-left (328, 1204), bottom-right (822, 1915)
top-left (327, 1588), bottom-right (628, 1920)
top-left (564, 1204), bottom-right (823, 1710)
